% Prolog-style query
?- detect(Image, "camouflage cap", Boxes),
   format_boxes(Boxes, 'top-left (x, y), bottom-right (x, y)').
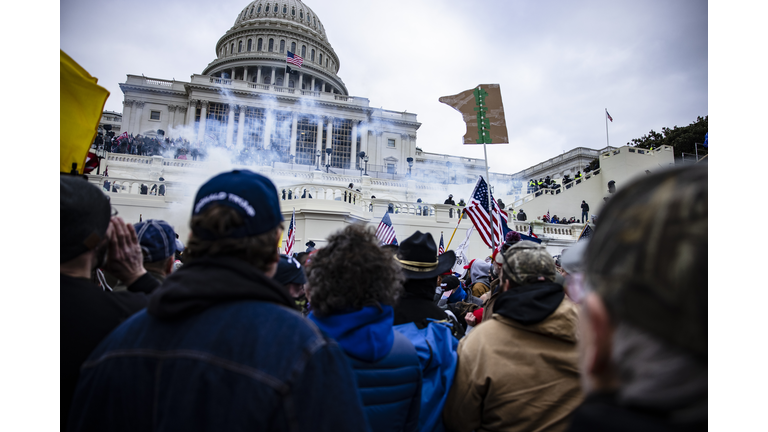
top-left (584, 163), bottom-right (707, 360)
top-left (501, 240), bottom-right (557, 285)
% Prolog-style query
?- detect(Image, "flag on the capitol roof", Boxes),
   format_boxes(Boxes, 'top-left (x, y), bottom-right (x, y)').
top-left (286, 51), bottom-right (303, 68)
top-left (285, 209), bottom-right (296, 255)
top-left (375, 213), bottom-right (397, 246)
top-left (606, 109), bottom-right (613, 122)
top-left (578, 224), bottom-right (593, 242)
top-left (438, 232), bottom-right (445, 255)
top-left (465, 176), bottom-right (508, 249)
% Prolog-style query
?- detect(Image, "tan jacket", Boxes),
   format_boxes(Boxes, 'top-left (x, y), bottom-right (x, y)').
top-left (470, 281), bottom-right (491, 297)
top-left (443, 298), bottom-right (583, 432)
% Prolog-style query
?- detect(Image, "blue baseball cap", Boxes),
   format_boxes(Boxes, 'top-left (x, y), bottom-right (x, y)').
top-left (134, 219), bottom-right (177, 262)
top-left (192, 170), bottom-right (283, 239)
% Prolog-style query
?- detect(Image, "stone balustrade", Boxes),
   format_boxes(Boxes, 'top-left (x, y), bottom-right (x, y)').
top-left (280, 184), bottom-right (370, 211)
top-left (512, 168), bottom-right (602, 208)
top-left (88, 174), bottom-right (169, 198)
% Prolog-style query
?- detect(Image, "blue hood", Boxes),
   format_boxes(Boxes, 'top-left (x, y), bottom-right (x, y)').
top-left (309, 305), bottom-right (395, 363)
top-left (447, 283), bottom-right (467, 303)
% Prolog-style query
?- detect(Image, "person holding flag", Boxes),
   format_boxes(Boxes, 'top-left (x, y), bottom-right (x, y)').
top-left (464, 176), bottom-right (507, 250)
top-left (375, 213), bottom-right (398, 246)
top-left (285, 209), bottom-right (296, 255)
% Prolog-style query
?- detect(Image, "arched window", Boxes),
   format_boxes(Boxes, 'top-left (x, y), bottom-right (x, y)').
top-left (326, 58), bottom-right (329, 67)
top-left (249, 6), bottom-right (253, 15)
top-left (231, 43), bottom-right (234, 54)
top-left (257, 4), bottom-right (262, 13)
top-left (291, 42), bottom-right (296, 53)
top-left (311, 49), bottom-right (315, 61)
top-left (319, 53), bottom-right (323, 64)
top-left (289, 79), bottom-right (295, 88)
top-left (265, 4), bottom-right (269, 13)
top-left (268, 38), bottom-right (274, 52)
top-left (301, 45), bottom-right (306, 57)
top-left (300, 10), bottom-right (303, 19)
top-left (282, 5), bottom-right (287, 14)
top-left (291, 7), bottom-right (295, 16)
top-left (276, 76), bottom-right (283, 86)
top-left (273, 4), bottom-right (278, 12)
top-left (238, 41), bottom-right (242, 52)
top-left (313, 17), bottom-right (316, 26)
top-left (279, 40), bottom-right (285, 53)
top-left (247, 39), bottom-right (252, 51)
top-left (257, 38), bottom-right (263, 51)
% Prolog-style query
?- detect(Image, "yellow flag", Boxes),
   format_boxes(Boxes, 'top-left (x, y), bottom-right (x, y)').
top-left (60, 50), bottom-right (110, 174)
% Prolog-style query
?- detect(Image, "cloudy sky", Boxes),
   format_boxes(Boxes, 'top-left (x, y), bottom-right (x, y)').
top-left (61, 0), bottom-right (707, 174)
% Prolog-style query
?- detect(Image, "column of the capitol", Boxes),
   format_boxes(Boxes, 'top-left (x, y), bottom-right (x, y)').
top-left (315, 116), bottom-right (323, 157)
top-left (289, 114), bottom-right (298, 162)
top-left (256, 66), bottom-right (262, 85)
top-left (270, 68), bottom-right (276, 86)
top-left (326, 117), bottom-right (334, 166)
top-left (349, 121), bottom-right (358, 169)
top-left (132, 102), bottom-right (145, 133)
top-left (243, 66), bottom-right (249, 82)
top-left (225, 104), bottom-right (236, 147)
top-left (167, 106), bottom-right (177, 137)
top-left (298, 73), bottom-right (303, 90)
top-left (197, 101), bottom-right (208, 143)
top-left (122, 100), bottom-right (133, 135)
top-left (186, 100), bottom-right (197, 129)
top-left (310, 77), bottom-right (315, 92)
top-left (236, 105), bottom-right (246, 148)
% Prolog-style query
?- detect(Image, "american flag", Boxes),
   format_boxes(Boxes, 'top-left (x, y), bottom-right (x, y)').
top-left (285, 209), bottom-right (296, 255)
top-left (528, 223), bottom-right (538, 239)
top-left (606, 109), bottom-right (613, 122)
top-left (438, 232), bottom-right (445, 255)
top-left (286, 51), bottom-right (303, 68)
top-left (465, 176), bottom-right (508, 249)
top-left (375, 213), bottom-right (397, 245)
top-left (116, 131), bottom-right (129, 143)
top-left (547, 209), bottom-right (550, 221)
top-left (578, 224), bottom-right (593, 242)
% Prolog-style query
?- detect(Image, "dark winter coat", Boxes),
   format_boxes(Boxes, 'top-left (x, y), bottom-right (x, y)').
top-left (67, 257), bottom-right (370, 432)
top-left (61, 273), bottom-right (153, 430)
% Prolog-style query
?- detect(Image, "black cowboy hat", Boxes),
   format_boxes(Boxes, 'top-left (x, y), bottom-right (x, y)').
top-left (305, 240), bottom-right (316, 247)
top-left (395, 231), bottom-right (456, 279)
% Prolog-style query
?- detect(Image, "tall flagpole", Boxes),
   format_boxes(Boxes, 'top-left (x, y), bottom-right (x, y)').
top-left (605, 108), bottom-right (610, 148)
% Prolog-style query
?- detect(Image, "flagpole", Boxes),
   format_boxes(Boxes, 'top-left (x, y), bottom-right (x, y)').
top-left (445, 214), bottom-right (462, 250)
top-left (605, 108), bottom-right (610, 148)
top-left (483, 144), bottom-right (495, 252)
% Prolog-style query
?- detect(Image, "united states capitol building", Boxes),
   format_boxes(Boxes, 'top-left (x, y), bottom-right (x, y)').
top-left (90, 0), bottom-right (676, 258)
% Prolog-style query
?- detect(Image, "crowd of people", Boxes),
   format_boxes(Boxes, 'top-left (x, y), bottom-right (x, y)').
top-left (61, 163), bottom-right (707, 431)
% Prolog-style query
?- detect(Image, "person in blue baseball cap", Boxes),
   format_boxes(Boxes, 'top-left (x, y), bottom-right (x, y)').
top-left (111, 219), bottom-right (177, 292)
top-left (68, 170), bottom-right (370, 432)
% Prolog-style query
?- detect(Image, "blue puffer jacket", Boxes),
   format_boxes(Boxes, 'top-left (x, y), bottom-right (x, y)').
top-left (310, 305), bottom-right (422, 432)
top-left (67, 257), bottom-right (370, 432)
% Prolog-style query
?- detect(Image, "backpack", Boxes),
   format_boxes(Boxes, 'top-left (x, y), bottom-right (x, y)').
top-left (394, 321), bottom-right (459, 432)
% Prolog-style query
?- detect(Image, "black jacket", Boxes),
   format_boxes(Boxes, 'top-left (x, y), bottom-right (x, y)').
top-left (61, 273), bottom-right (154, 429)
top-left (394, 279), bottom-right (464, 339)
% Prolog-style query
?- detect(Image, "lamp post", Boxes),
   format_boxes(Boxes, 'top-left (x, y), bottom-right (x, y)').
top-left (325, 147), bottom-right (332, 173)
top-left (407, 157), bottom-right (414, 177)
top-left (315, 150), bottom-right (321, 171)
top-left (358, 151), bottom-right (366, 176)
top-left (363, 155), bottom-right (369, 176)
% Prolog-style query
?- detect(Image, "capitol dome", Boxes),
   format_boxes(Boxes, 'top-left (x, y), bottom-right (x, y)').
top-left (202, 0), bottom-right (347, 95)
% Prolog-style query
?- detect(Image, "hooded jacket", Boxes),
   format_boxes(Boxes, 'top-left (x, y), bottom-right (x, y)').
top-left (469, 262), bottom-right (492, 297)
top-left (395, 278), bottom-right (464, 339)
top-left (443, 282), bottom-right (583, 432)
top-left (310, 305), bottom-right (422, 432)
top-left (67, 256), bottom-right (370, 432)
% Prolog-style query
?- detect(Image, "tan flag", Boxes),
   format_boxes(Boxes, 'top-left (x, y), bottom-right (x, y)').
top-left (439, 84), bottom-right (509, 145)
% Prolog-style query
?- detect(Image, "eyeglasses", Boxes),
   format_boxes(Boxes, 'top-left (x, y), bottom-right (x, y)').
top-left (564, 273), bottom-right (587, 304)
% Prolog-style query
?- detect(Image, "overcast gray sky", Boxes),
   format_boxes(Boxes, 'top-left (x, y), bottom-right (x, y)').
top-left (61, 0), bottom-right (708, 174)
